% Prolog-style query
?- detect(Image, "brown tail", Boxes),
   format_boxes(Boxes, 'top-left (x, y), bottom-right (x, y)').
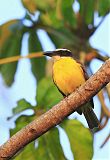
top-left (82, 105), bottom-right (100, 129)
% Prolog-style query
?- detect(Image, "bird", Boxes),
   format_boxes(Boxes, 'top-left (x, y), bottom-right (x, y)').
top-left (44, 48), bottom-right (100, 129)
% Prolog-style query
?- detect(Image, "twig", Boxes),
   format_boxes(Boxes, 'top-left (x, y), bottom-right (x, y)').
top-left (0, 52), bottom-right (43, 65)
top-left (100, 134), bottom-right (110, 148)
top-left (99, 116), bottom-right (108, 131)
top-left (106, 83), bottom-right (110, 99)
top-left (0, 59), bottom-right (110, 159)
top-left (98, 90), bottom-right (110, 118)
top-left (85, 50), bottom-right (109, 63)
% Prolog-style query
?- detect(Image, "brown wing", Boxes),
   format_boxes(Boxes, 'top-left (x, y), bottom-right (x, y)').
top-left (74, 60), bottom-right (94, 114)
top-left (79, 63), bottom-right (94, 108)
top-left (76, 60), bottom-right (89, 80)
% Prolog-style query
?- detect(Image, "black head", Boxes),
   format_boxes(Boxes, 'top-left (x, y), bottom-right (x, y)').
top-left (44, 49), bottom-right (73, 57)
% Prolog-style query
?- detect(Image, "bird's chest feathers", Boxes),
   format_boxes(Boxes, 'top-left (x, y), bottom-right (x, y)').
top-left (53, 58), bottom-right (85, 95)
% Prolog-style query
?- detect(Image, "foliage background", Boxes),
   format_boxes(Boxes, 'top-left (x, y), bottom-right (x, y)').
top-left (0, 0), bottom-right (110, 159)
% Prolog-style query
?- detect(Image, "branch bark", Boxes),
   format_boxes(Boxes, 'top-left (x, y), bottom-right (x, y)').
top-left (0, 59), bottom-right (110, 160)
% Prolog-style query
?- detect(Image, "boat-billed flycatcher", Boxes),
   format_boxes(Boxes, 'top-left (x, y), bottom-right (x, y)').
top-left (44, 49), bottom-right (100, 129)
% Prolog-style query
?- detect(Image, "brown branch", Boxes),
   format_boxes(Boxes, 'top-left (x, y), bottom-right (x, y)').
top-left (85, 50), bottom-right (109, 63)
top-left (0, 59), bottom-right (110, 159)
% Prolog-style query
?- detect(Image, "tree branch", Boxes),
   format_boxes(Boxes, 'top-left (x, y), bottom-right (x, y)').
top-left (0, 59), bottom-right (110, 160)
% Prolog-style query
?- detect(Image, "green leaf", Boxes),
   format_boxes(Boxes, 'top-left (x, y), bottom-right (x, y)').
top-left (13, 128), bottom-right (66, 160)
top-left (14, 142), bottom-right (37, 160)
top-left (41, 9), bottom-right (63, 28)
top-left (78, 0), bottom-right (95, 24)
top-left (35, 128), bottom-right (66, 160)
top-left (28, 31), bottom-right (46, 82)
top-left (41, 0), bottom-right (76, 28)
top-left (0, 20), bottom-right (24, 86)
top-left (36, 77), bottom-right (62, 110)
top-left (60, 0), bottom-right (76, 27)
top-left (0, 31), bottom-right (23, 86)
top-left (61, 119), bottom-right (93, 160)
top-left (0, 20), bottom-right (19, 50)
top-left (0, 33), bottom-right (14, 58)
top-left (35, 1), bottom-right (63, 28)
top-left (47, 32), bottom-right (65, 48)
top-left (47, 27), bottom-right (78, 49)
top-left (13, 99), bottom-right (34, 115)
top-left (78, 0), bottom-right (110, 25)
top-left (98, 0), bottom-right (110, 16)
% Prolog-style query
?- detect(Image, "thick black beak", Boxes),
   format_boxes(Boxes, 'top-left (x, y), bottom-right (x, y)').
top-left (43, 51), bottom-right (55, 57)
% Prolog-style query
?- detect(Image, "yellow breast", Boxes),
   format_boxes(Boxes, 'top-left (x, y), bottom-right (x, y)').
top-left (53, 57), bottom-right (85, 95)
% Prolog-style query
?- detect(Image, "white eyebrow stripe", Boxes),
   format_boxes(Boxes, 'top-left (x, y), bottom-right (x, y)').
top-left (55, 49), bottom-right (71, 52)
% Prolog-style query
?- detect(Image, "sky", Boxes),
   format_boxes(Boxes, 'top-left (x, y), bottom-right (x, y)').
top-left (0, 0), bottom-right (110, 159)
